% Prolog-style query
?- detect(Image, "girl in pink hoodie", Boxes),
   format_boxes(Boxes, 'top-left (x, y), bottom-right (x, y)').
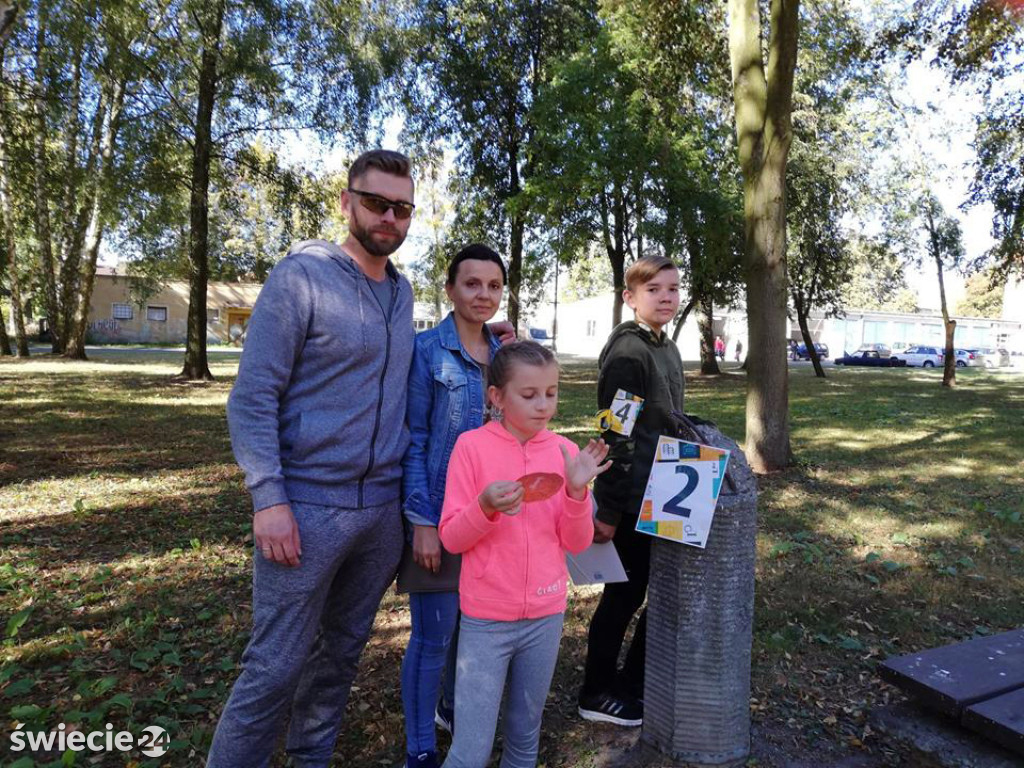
top-left (438, 340), bottom-right (609, 768)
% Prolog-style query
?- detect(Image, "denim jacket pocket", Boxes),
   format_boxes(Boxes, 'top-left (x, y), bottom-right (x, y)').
top-left (426, 367), bottom-right (469, 491)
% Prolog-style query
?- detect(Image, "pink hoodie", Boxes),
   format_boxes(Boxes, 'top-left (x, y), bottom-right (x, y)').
top-left (439, 420), bottom-right (595, 622)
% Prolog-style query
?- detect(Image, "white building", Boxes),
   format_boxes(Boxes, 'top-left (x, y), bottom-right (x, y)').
top-left (531, 291), bottom-right (1022, 361)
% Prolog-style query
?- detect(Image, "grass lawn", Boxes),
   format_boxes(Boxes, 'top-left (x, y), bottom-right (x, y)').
top-left (1, 350), bottom-right (1022, 767)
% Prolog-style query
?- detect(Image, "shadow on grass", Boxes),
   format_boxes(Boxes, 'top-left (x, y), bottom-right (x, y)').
top-left (3, 357), bottom-right (1024, 766)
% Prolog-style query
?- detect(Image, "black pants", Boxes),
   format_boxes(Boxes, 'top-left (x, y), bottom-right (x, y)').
top-left (581, 517), bottom-right (650, 699)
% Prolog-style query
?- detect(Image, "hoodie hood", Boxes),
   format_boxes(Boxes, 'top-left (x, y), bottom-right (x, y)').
top-left (481, 419), bottom-right (559, 447)
top-left (598, 321), bottom-right (668, 368)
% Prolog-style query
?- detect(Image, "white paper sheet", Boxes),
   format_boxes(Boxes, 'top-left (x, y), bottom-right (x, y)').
top-left (567, 541), bottom-right (628, 585)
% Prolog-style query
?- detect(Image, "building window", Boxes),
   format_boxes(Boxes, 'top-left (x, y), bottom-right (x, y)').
top-left (112, 303), bottom-right (133, 320)
top-left (147, 305), bottom-right (168, 322)
top-left (586, 319), bottom-right (597, 337)
top-left (208, 308), bottom-right (220, 321)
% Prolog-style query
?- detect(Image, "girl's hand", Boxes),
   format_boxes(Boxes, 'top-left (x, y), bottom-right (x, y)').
top-left (413, 525), bottom-right (442, 573)
top-left (561, 439), bottom-right (612, 500)
top-left (479, 481), bottom-right (524, 519)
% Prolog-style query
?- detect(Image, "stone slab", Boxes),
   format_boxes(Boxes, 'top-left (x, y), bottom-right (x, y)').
top-left (962, 688), bottom-right (1024, 758)
top-left (871, 702), bottom-right (1021, 768)
top-left (878, 629), bottom-right (1024, 717)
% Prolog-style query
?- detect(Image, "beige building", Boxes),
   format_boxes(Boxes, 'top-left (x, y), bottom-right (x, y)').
top-left (5, 266), bottom-right (442, 345)
top-left (83, 267), bottom-right (263, 345)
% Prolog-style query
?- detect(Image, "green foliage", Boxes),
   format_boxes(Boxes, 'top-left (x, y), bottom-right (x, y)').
top-left (841, 240), bottom-right (915, 312)
top-left (887, 1), bottom-right (1024, 277)
top-left (787, 1), bottom-right (881, 331)
top-left (956, 268), bottom-right (1005, 318)
top-left (527, 0), bottom-right (742, 324)
top-left (402, 0), bottom-right (592, 327)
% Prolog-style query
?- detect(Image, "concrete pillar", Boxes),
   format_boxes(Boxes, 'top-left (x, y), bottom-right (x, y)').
top-left (641, 421), bottom-right (758, 766)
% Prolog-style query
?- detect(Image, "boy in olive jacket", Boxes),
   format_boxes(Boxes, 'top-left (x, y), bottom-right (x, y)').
top-left (578, 256), bottom-right (684, 727)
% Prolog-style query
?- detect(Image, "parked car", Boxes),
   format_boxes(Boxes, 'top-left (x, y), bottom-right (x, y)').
top-left (854, 343), bottom-right (892, 358)
top-left (892, 345), bottom-right (944, 368)
top-left (528, 327), bottom-right (555, 348)
top-left (835, 350), bottom-right (907, 367)
top-left (954, 348), bottom-right (983, 368)
top-left (976, 347), bottom-right (1011, 368)
top-left (795, 342), bottom-right (829, 360)
top-left (890, 341), bottom-right (914, 355)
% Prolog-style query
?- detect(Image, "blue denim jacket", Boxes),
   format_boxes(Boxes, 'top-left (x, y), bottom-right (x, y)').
top-left (402, 312), bottom-right (502, 528)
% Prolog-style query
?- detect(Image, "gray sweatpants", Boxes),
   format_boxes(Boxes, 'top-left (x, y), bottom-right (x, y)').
top-left (207, 500), bottom-right (402, 768)
top-left (442, 612), bottom-right (565, 768)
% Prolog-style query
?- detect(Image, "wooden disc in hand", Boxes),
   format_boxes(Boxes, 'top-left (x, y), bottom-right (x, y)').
top-left (517, 472), bottom-right (564, 502)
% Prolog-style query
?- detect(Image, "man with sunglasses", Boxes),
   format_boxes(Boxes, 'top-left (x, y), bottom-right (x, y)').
top-left (210, 149), bottom-right (419, 767)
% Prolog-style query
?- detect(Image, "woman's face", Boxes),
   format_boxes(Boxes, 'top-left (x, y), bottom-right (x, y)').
top-left (445, 259), bottom-right (504, 325)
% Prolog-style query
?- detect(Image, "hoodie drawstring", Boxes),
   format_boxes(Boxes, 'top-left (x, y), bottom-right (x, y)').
top-left (357, 279), bottom-right (368, 354)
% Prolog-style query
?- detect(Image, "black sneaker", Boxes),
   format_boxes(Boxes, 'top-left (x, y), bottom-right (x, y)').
top-left (577, 691), bottom-right (643, 726)
top-left (434, 700), bottom-right (454, 734)
top-left (406, 751), bottom-right (438, 768)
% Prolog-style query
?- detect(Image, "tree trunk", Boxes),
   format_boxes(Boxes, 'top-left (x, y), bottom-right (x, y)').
top-left (610, 250), bottom-right (625, 327)
top-left (936, 256), bottom-right (956, 388)
top-left (508, 210), bottom-right (523, 332)
top-left (729, 0), bottom-right (799, 472)
top-left (697, 293), bottom-right (721, 375)
top-left (796, 303), bottom-right (825, 378)
top-left (0, 42), bottom-right (25, 356)
top-left (600, 184), bottom-right (628, 327)
top-left (672, 297), bottom-right (698, 343)
top-left (57, 51), bottom-right (103, 352)
top-left (0, 299), bottom-right (9, 355)
top-left (0, 3), bottom-right (17, 50)
top-left (180, 2), bottom-right (225, 381)
top-left (32, 21), bottom-right (62, 353)
top-left (6, 236), bottom-right (28, 356)
top-left (65, 79), bottom-right (124, 360)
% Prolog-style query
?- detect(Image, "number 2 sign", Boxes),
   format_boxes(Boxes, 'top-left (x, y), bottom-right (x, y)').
top-left (636, 436), bottom-right (730, 549)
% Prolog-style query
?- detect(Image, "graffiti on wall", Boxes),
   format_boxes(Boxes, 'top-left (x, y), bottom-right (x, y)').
top-left (87, 320), bottom-right (121, 334)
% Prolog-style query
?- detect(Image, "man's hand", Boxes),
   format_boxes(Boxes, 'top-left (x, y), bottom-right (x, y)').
top-left (254, 503), bottom-right (302, 567)
top-left (488, 320), bottom-right (516, 345)
top-left (413, 525), bottom-right (442, 574)
top-left (479, 481), bottom-right (524, 519)
top-left (593, 519), bottom-right (617, 544)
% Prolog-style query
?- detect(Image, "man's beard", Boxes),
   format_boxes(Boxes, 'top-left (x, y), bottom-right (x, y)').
top-left (350, 214), bottom-right (405, 258)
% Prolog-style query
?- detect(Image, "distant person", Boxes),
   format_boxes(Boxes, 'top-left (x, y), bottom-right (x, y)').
top-left (735, 339), bottom-right (744, 362)
top-left (210, 149), bottom-right (420, 767)
top-left (438, 341), bottom-right (608, 767)
top-left (714, 335), bottom-right (725, 360)
top-left (400, 244), bottom-right (507, 768)
top-left (578, 256), bottom-right (684, 727)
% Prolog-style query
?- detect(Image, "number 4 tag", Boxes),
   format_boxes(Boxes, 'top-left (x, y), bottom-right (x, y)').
top-left (597, 390), bottom-right (644, 436)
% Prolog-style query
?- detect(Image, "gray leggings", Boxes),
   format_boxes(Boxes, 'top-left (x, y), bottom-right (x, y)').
top-left (442, 612), bottom-right (565, 768)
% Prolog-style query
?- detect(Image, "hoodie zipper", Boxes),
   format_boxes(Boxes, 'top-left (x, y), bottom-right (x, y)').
top-left (521, 442), bottom-right (530, 619)
top-left (359, 274), bottom-right (397, 508)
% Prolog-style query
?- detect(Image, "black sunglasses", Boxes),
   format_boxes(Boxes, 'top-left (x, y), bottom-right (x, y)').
top-left (347, 188), bottom-right (416, 220)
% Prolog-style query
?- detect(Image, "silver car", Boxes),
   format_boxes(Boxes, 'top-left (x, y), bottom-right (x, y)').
top-left (893, 345), bottom-right (944, 368)
top-left (954, 349), bottom-right (983, 368)
top-left (976, 347), bottom-right (1010, 368)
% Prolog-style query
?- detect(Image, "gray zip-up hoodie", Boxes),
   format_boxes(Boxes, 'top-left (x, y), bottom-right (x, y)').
top-left (227, 239), bottom-right (415, 513)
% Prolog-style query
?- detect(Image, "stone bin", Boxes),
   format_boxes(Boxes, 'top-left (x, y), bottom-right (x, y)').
top-left (640, 418), bottom-right (758, 767)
